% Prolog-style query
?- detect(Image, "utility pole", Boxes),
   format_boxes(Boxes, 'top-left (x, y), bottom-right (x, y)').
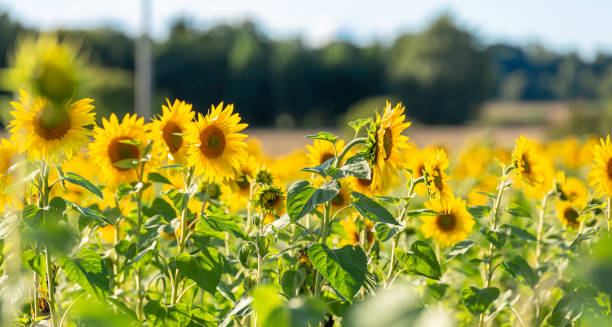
top-left (135, 0), bottom-right (152, 118)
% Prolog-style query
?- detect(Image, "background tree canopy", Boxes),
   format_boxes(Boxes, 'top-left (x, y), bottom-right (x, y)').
top-left (1, 12), bottom-right (612, 126)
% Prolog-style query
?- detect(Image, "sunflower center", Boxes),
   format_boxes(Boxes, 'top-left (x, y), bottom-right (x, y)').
top-left (262, 191), bottom-right (281, 209)
top-left (436, 214), bottom-right (456, 231)
top-left (564, 207), bottom-right (579, 223)
top-left (382, 127), bottom-right (393, 160)
top-left (357, 177), bottom-right (372, 187)
top-left (162, 121), bottom-right (183, 153)
top-left (34, 104), bottom-right (71, 140)
top-left (108, 137), bottom-right (140, 170)
top-left (433, 169), bottom-right (444, 190)
top-left (331, 192), bottom-right (344, 206)
top-left (256, 170), bottom-right (274, 185)
top-left (199, 125), bottom-right (225, 158)
top-left (607, 159), bottom-right (612, 180)
top-left (320, 152), bottom-right (335, 165)
top-left (236, 173), bottom-right (250, 190)
top-left (521, 154), bottom-right (531, 174)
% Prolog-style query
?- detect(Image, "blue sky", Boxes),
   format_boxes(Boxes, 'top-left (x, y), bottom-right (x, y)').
top-left (1, 0), bottom-right (610, 59)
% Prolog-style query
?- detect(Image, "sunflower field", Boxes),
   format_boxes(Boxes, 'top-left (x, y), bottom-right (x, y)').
top-left (2, 36), bottom-right (612, 327)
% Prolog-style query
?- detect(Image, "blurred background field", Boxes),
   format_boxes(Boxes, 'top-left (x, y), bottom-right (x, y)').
top-left (1, 1), bottom-right (612, 154)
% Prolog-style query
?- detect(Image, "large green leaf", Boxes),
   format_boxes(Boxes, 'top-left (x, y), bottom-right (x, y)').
top-left (252, 285), bottom-right (327, 327)
top-left (305, 132), bottom-right (338, 144)
top-left (351, 192), bottom-right (399, 225)
top-left (176, 248), bottom-right (223, 294)
top-left (60, 248), bottom-right (110, 300)
top-left (501, 255), bottom-right (537, 288)
top-left (326, 155), bottom-right (371, 179)
top-left (144, 301), bottom-right (192, 327)
top-left (63, 171), bottom-right (103, 199)
top-left (461, 286), bottom-right (500, 315)
top-left (395, 241), bottom-right (441, 280)
top-left (286, 180), bottom-right (340, 222)
top-left (308, 243), bottom-right (367, 302)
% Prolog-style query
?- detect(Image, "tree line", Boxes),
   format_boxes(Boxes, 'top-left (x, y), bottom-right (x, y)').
top-left (1, 12), bottom-right (612, 126)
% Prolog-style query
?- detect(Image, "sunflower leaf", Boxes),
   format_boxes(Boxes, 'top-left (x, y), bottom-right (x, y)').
top-left (148, 172), bottom-right (172, 185)
top-left (305, 132), bottom-right (338, 144)
top-left (461, 286), bottom-right (500, 315)
top-left (351, 192), bottom-right (399, 225)
top-left (113, 159), bottom-right (139, 170)
top-left (176, 249), bottom-right (223, 294)
top-left (286, 180), bottom-right (340, 222)
top-left (63, 171), bottom-right (104, 199)
top-left (395, 241), bottom-right (441, 280)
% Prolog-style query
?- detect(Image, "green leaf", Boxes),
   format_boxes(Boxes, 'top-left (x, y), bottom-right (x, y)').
top-left (22, 248), bottom-right (46, 276)
top-left (112, 158), bottom-right (139, 170)
top-left (501, 224), bottom-right (536, 242)
top-left (253, 285), bottom-right (327, 327)
top-left (64, 200), bottom-right (112, 225)
top-left (570, 227), bottom-right (598, 249)
top-left (263, 214), bottom-right (291, 236)
top-left (176, 248), bottom-right (223, 294)
top-left (351, 192), bottom-right (399, 225)
top-left (60, 248), bottom-right (110, 300)
top-left (148, 172), bottom-right (172, 184)
top-left (550, 294), bottom-right (582, 326)
top-left (405, 208), bottom-right (439, 217)
top-left (220, 297), bottom-right (253, 327)
top-left (506, 196), bottom-right (533, 218)
top-left (195, 213), bottom-right (245, 240)
top-left (327, 155), bottom-right (371, 180)
top-left (428, 283), bottom-right (449, 300)
top-left (501, 255), bottom-right (537, 288)
top-left (281, 269), bottom-right (307, 297)
top-left (348, 118), bottom-right (369, 133)
top-left (395, 241), bottom-right (441, 280)
top-left (446, 239), bottom-right (475, 261)
top-left (301, 157), bottom-right (335, 177)
top-left (305, 132), bottom-right (338, 144)
top-left (286, 180), bottom-right (340, 222)
top-left (143, 301), bottom-right (192, 327)
top-left (63, 172), bottom-right (103, 199)
top-left (374, 222), bottom-right (404, 242)
top-left (22, 205), bottom-right (41, 228)
top-left (148, 198), bottom-right (177, 221)
top-left (461, 286), bottom-right (500, 315)
top-left (238, 243), bottom-right (254, 269)
top-left (468, 205), bottom-right (491, 219)
top-left (107, 297), bottom-right (138, 321)
top-left (480, 227), bottom-right (507, 249)
top-left (308, 244), bottom-right (367, 302)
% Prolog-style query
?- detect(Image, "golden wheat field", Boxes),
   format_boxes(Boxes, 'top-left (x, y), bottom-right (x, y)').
top-left (3, 34), bottom-right (612, 327)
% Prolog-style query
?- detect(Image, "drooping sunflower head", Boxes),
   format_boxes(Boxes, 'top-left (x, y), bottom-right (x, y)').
top-left (556, 200), bottom-right (581, 229)
top-left (421, 195), bottom-right (475, 247)
top-left (306, 139), bottom-right (344, 167)
top-left (589, 135), bottom-right (612, 198)
top-left (423, 148), bottom-right (453, 200)
top-left (150, 98), bottom-right (195, 164)
top-left (229, 156), bottom-right (257, 198)
top-left (512, 136), bottom-right (553, 196)
top-left (555, 171), bottom-right (587, 207)
top-left (256, 185), bottom-right (286, 216)
top-left (88, 113), bottom-right (149, 187)
top-left (8, 90), bottom-right (95, 162)
top-left (362, 101), bottom-right (411, 193)
top-left (186, 102), bottom-right (248, 183)
top-left (3, 34), bottom-right (84, 103)
top-left (255, 165), bottom-right (275, 186)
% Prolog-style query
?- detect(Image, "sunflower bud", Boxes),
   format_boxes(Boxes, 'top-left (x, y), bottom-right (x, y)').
top-left (255, 185), bottom-right (285, 215)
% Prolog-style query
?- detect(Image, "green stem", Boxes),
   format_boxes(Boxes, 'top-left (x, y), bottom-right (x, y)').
top-left (607, 197), bottom-right (611, 232)
top-left (335, 137), bottom-right (367, 168)
top-left (39, 161), bottom-right (57, 327)
top-left (133, 160), bottom-right (148, 319)
top-left (478, 167), bottom-right (510, 327)
top-left (535, 192), bottom-right (551, 268)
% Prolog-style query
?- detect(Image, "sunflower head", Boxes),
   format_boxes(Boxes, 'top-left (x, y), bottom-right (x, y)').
top-left (361, 101), bottom-right (411, 193)
top-left (421, 195), bottom-right (475, 247)
top-left (256, 185), bottom-right (285, 216)
top-left (306, 139), bottom-right (344, 167)
top-left (88, 113), bottom-right (149, 187)
top-left (8, 90), bottom-right (95, 162)
top-left (589, 135), bottom-right (612, 198)
top-left (3, 34), bottom-right (84, 103)
top-left (255, 166), bottom-right (275, 186)
top-left (150, 98), bottom-right (195, 164)
top-left (555, 171), bottom-right (587, 207)
top-left (423, 148), bottom-right (453, 200)
top-left (556, 200), bottom-right (581, 229)
top-left (0, 138), bottom-right (21, 209)
top-left (512, 136), bottom-right (553, 196)
top-left (186, 102), bottom-right (248, 183)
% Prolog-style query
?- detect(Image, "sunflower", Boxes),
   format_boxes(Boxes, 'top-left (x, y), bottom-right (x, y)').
top-left (421, 195), bottom-right (474, 247)
top-left (364, 101), bottom-right (411, 192)
top-left (256, 185), bottom-right (285, 216)
top-left (306, 139), bottom-right (345, 167)
top-left (150, 99), bottom-right (195, 164)
top-left (589, 135), bottom-right (612, 198)
top-left (8, 90), bottom-right (95, 162)
top-left (423, 148), bottom-right (453, 200)
top-left (512, 136), bottom-right (553, 196)
top-left (88, 113), bottom-right (149, 187)
top-left (330, 181), bottom-right (352, 215)
top-left (556, 171), bottom-right (587, 206)
top-left (0, 138), bottom-right (20, 209)
top-left (231, 156), bottom-right (258, 198)
top-left (186, 102), bottom-right (248, 183)
top-left (255, 166), bottom-right (275, 186)
top-left (555, 201), bottom-right (581, 229)
top-left (339, 213), bottom-right (374, 247)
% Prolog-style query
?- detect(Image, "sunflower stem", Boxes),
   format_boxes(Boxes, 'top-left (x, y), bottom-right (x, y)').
top-left (39, 161), bottom-right (58, 327)
top-left (479, 166), bottom-right (511, 327)
top-left (607, 197), bottom-right (611, 232)
top-left (334, 137), bottom-right (368, 168)
top-left (314, 201), bottom-right (332, 297)
top-left (535, 191), bottom-right (552, 269)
